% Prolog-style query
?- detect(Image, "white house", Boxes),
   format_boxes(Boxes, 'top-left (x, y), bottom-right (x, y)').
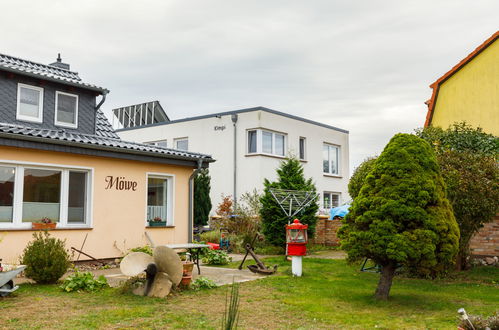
top-left (115, 104), bottom-right (349, 212)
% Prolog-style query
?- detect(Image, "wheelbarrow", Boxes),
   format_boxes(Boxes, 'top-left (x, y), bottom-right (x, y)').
top-left (0, 265), bottom-right (26, 297)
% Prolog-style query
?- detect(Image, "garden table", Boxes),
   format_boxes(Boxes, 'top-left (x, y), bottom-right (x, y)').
top-left (164, 243), bottom-right (209, 275)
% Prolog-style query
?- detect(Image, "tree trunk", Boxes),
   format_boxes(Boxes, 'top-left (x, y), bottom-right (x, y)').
top-left (374, 262), bottom-right (396, 300)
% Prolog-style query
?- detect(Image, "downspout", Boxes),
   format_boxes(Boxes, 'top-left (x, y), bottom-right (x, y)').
top-left (231, 114), bottom-right (238, 207)
top-left (188, 159), bottom-right (203, 243)
top-left (95, 91), bottom-right (108, 111)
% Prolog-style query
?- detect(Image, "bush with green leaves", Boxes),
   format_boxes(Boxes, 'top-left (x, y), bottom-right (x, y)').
top-left (339, 134), bottom-right (459, 300)
top-left (129, 245), bottom-right (153, 256)
top-left (60, 270), bottom-right (109, 292)
top-left (202, 249), bottom-right (232, 265)
top-left (20, 231), bottom-right (71, 284)
top-left (190, 276), bottom-right (217, 290)
top-left (194, 169), bottom-right (212, 226)
top-left (260, 157), bottom-right (319, 247)
top-left (417, 122), bottom-right (499, 269)
top-left (348, 157), bottom-right (377, 200)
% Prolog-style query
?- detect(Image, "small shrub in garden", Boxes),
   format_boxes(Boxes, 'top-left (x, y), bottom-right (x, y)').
top-left (191, 277), bottom-right (217, 290)
top-left (129, 245), bottom-right (153, 256)
top-left (199, 230), bottom-right (220, 244)
top-left (60, 270), bottom-right (109, 292)
top-left (458, 312), bottom-right (499, 330)
top-left (202, 249), bottom-right (231, 265)
top-left (20, 231), bottom-right (71, 284)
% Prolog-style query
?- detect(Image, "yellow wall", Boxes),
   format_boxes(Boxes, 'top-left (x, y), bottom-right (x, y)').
top-left (431, 40), bottom-right (499, 136)
top-left (0, 146), bottom-right (193, 263)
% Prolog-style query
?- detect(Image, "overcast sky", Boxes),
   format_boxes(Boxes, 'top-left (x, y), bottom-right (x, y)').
top-left (1, 1), bottom-right (497, 172)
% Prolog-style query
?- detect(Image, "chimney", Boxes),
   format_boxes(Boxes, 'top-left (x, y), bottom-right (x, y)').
top-left (49, 53), bottom-right (70, 70)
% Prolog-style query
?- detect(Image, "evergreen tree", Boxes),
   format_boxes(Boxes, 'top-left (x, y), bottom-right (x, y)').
top-left (194, 169), bottom-right (212, 226)
top-left (348, 156), bottom-right (377, 200)
top-left (260, 158), bottom-right (319, 247)
top-left (339, 134), bottom-right (459, 300)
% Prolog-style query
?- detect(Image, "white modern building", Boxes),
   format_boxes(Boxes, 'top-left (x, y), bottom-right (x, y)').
top-left (115, 103), bottom-right (349, 212)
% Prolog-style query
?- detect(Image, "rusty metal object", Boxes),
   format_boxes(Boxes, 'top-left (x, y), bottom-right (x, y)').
top-left (238, 238), bottom-right (277, 275)
top-left (71, 247), bottom-right (106, 266)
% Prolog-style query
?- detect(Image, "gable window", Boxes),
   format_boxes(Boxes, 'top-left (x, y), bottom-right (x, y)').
top-left (145, 140), bottom-right (168, 148)
top-left (174, 138), bottom-right (188, 151)
top-left (246, 129), bottom-right (287, 156)
top-left (299, 137), bottom-right (306, 160)
top-left (55, 91), bottom-right (78, 128)
top-left (16, 83), bottom-right (43, 123)
top-left (323, 143), bottom-right (340, 175)
top-left (323, 192), bottom-right (340, 209)
top-left (147, 174), bottom-right (173, 226)
top-left (0, 162), bottom-right (91, 229)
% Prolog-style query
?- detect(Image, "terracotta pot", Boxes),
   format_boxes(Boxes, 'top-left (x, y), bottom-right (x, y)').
top-left (32, 222), bottom-right (57, 230)
top-left (182, 261), bottom-right (194, 276)
top-left (181, 275), bottom-right (192, 286)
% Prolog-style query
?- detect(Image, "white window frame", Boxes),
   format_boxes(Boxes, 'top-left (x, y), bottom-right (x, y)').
top-left (55, 91), bottom-right (79, 129)
top-left (0, 160), bottom-right (93, 230)
top-left (145, 173), bottom-right (175, 227)
top-left (174, 137), bottom-right (188, 151)
top-left (323, 192), bottom-right (341, 209)
top-left (145, 140), bottom-right (168, 148)
top-left (323, 143), bottom-right (341, 176)
top-left (16, 83), bottom-right (44, 123)
top-left (299, 137), bottom-right (306, 160)
top-left (246, 129), bottom-right (287, 157)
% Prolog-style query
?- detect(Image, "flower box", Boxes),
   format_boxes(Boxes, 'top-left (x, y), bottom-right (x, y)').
top-left (32, 222), bottom-right (57, 230)
top-left (147, 221), bottom-right (167, 227)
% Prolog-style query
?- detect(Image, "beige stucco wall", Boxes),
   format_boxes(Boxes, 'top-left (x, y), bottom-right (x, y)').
top-left (0, 145), bottom-right (193, 263)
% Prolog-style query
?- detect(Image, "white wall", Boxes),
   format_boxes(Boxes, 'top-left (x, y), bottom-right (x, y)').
top-left (118, 109), bottom-right (350, 213)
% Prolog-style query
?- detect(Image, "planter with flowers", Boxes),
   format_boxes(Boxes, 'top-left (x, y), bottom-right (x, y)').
top-left (32, 217), bottom-right (57, 230)
top-left (147, 217), bottom-right (167, 227)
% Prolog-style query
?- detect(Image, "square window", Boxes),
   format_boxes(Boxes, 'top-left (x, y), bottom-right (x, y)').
top-left (22, 168), bottom-right (61, 223)
top-left (175, 138), bottom-right (188, 151)
top-left (17, 84), bottom-right (43, 123)
top-left (55, 92), bottom-right (78, 128)
top-left (323, 192), bottom-right (340, 209)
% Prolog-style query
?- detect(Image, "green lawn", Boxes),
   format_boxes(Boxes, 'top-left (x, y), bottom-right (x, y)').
top-left (1, 257), bottom-right (497, 329)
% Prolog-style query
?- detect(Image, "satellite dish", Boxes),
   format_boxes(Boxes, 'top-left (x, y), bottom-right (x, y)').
top-left (153, 246), bottom-right (183, 285)
top-left (120, 252), bottom-right (154, 276)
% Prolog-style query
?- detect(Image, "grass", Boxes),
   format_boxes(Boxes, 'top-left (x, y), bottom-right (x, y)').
top-left (1, 256), bottom-right (497, 329)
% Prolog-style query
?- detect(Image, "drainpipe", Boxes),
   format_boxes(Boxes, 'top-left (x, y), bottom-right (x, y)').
top-left (95, 91), bottom-right (108, 111)
top-left (231, 114), bottom-right (238, 207)
top-left (188, 159), bottom-right (204, 243)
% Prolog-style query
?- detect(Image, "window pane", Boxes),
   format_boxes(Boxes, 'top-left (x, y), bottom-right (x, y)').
top-left (262, 131), bottom-right (273, 154)
top-left (23, 169), bottom-right (61, 222)
top-left (157, 141), bottom-right (167, 148)
top-left (275, 134), bottom-right (285, 156)
top-left (299, 138), bottom-right (305, 160)
top-left (248, 130), bottom-right (257, 153)
top-left (19, 87), bottom-right (40, 118)
top-left (331, 146), bottom-right (338, 175)
top-left (68, 172), bottom-right (86, 223)
top-left (0, 167), bottom-right (15, 223)
top-left (57, 93), bottom-right (77, 125)
top-left (331, 194), bottom-right (340, 207)
top-left (323, 192), bottom-right (330, 208)
top-left (176, 139), bottom-right (188, 151)
top-left (323, 144), bottom-right (330, 173)
top-left (147, 177), bottom-right (167, 222)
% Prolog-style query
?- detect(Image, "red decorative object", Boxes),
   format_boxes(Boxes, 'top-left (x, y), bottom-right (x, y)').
top-left (32, 222), bottom-right (57, 230)
top-left (206, 242), bottom-right (220, 250)
top-left (286, 219), bottom-right (308, 256)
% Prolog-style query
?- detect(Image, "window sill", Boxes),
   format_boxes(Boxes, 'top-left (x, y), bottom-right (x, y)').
top-left (323, 173), bottom-right (342, 178)
top-left (146, 225), bottom-right (175, 229)
top-left (55, 122), bottom-right (78, 129)
top-left (245, 153), bottom-right (286, 160)
top-left (0, 227), bottom-right (93, 231)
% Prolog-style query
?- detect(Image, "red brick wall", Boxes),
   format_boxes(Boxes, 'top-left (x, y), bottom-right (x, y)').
top-left (470, 215), bottom-right (499, 257)
top-left (313, 216), bottom-right (342, 246)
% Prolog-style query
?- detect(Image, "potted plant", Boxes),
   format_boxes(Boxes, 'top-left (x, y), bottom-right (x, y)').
top-left (32, 217), bottom-right (57, 230)
top-left (147, 216), bottom-right (167, 227)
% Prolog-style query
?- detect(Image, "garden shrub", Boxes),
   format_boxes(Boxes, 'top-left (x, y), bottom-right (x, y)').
top-left (348, 156), bottom-right (377, 199)
top-left (202, 249), bottom-right (232, 265)
top-left (199, 230), bottom-right (220, 244)
top-left (190, 276), bottom-right (217, 290)
top-left (60, 270), bottom-right (109, 292)
top-left (194, 169), bottom-right (212, 226)
top-left (260, 157), bottom-right (319, 247)
top-left (339, 134), bottom-right (459, 299)
top-left (458, 312), bottom-right (499, 330)
top-left (129, 245), bottom-right (153, 256)
top-left (20, 231), bottom-right (71, 284)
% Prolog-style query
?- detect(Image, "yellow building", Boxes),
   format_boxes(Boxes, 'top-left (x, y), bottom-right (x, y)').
top-left (425, 31), bottom-right (499, 136)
